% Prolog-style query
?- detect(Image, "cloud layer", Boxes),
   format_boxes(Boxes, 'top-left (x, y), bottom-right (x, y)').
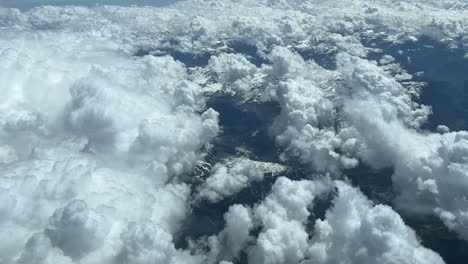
top-left (1, 0), bottom-right (468, 263)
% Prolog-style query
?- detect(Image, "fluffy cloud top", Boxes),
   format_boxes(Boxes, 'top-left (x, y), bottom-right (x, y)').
top-left (1, 0), bottom-right (468, 263)
top-left (0, 14), bottom-right (218, 263)
top-left (203, 177), bottom-right (444, 264)
top-left (0, 0), bottom-right (179, 9)
top-left (267, 47), bottom-right (360, 172)
top-left (206, 204), bottom-right (254, 263)
top-left (248, 177), bottom-right (331, 264)
top-left (307, 181), bottom-right (445, 264)
top-left (196, 157), bottom-right (264, 203)
top-left (208, 53), bottom-right (257, 93)
top-left (338, 53), bottom-right (468, 241)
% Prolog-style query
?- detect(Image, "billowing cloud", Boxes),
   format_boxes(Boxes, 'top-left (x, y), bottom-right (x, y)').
top-left (307, 181), bottom-right (445, 264)
top-left (1, 0), bottom-right (468, 263)
top-left (117, 221), bottom-right (203, 264)
top-left (204, 177), bottom-right (443, 264)
top-left (247, 176), bottom-right (332, 264)
top-left (338, 53), bottom-right (468, 241)
top-left (0, 12), bottom-right (219, 263)
top-left (0, 0), bottom-right (179, 10)
top-left (196, 157), bottom-right (264, 203)
top-left (206, 204), bottom-right (254, 263)
top-left (44, 200), bottom-right (109, 259)
top-left (207, 53), bottom-right (258, 94)
top-left (267, 47), bottom-right (360, 172)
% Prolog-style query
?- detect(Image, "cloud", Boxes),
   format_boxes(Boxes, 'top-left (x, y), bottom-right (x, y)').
top-left (248, 176), bottom-right (331, 264)
top-left (194, 176), bottom-right (333, 264)
top-left (208, 53), bottom-right (257, 83)
top-left (338, 53), bottom-right (468, 241)
top-left (196, 158), bottom-right (264, 203)
top-left (0, 11), bottom-right (219, 263)
top-left (267, 47), bottom-right (360, 172)
top-left (43, 200), bottom-right (109, 260)
top-left (306, 181), bottom-right (445, 264)
top-left (207, 177), bottom-right (443, 264)
top-left (117, 221), bottom-right (203, 264)
top-left (16, 233), bottom-right (73, 264)
top-left (206, 204), bottom-right (254, 263)
top-left (1, 0), bottom-right (468, 263)
top-left (0, 1), bottom-right (180, 10)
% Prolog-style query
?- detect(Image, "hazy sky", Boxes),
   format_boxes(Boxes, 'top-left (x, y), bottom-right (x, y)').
top-left (0, 0), bottom-right (179, 9)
